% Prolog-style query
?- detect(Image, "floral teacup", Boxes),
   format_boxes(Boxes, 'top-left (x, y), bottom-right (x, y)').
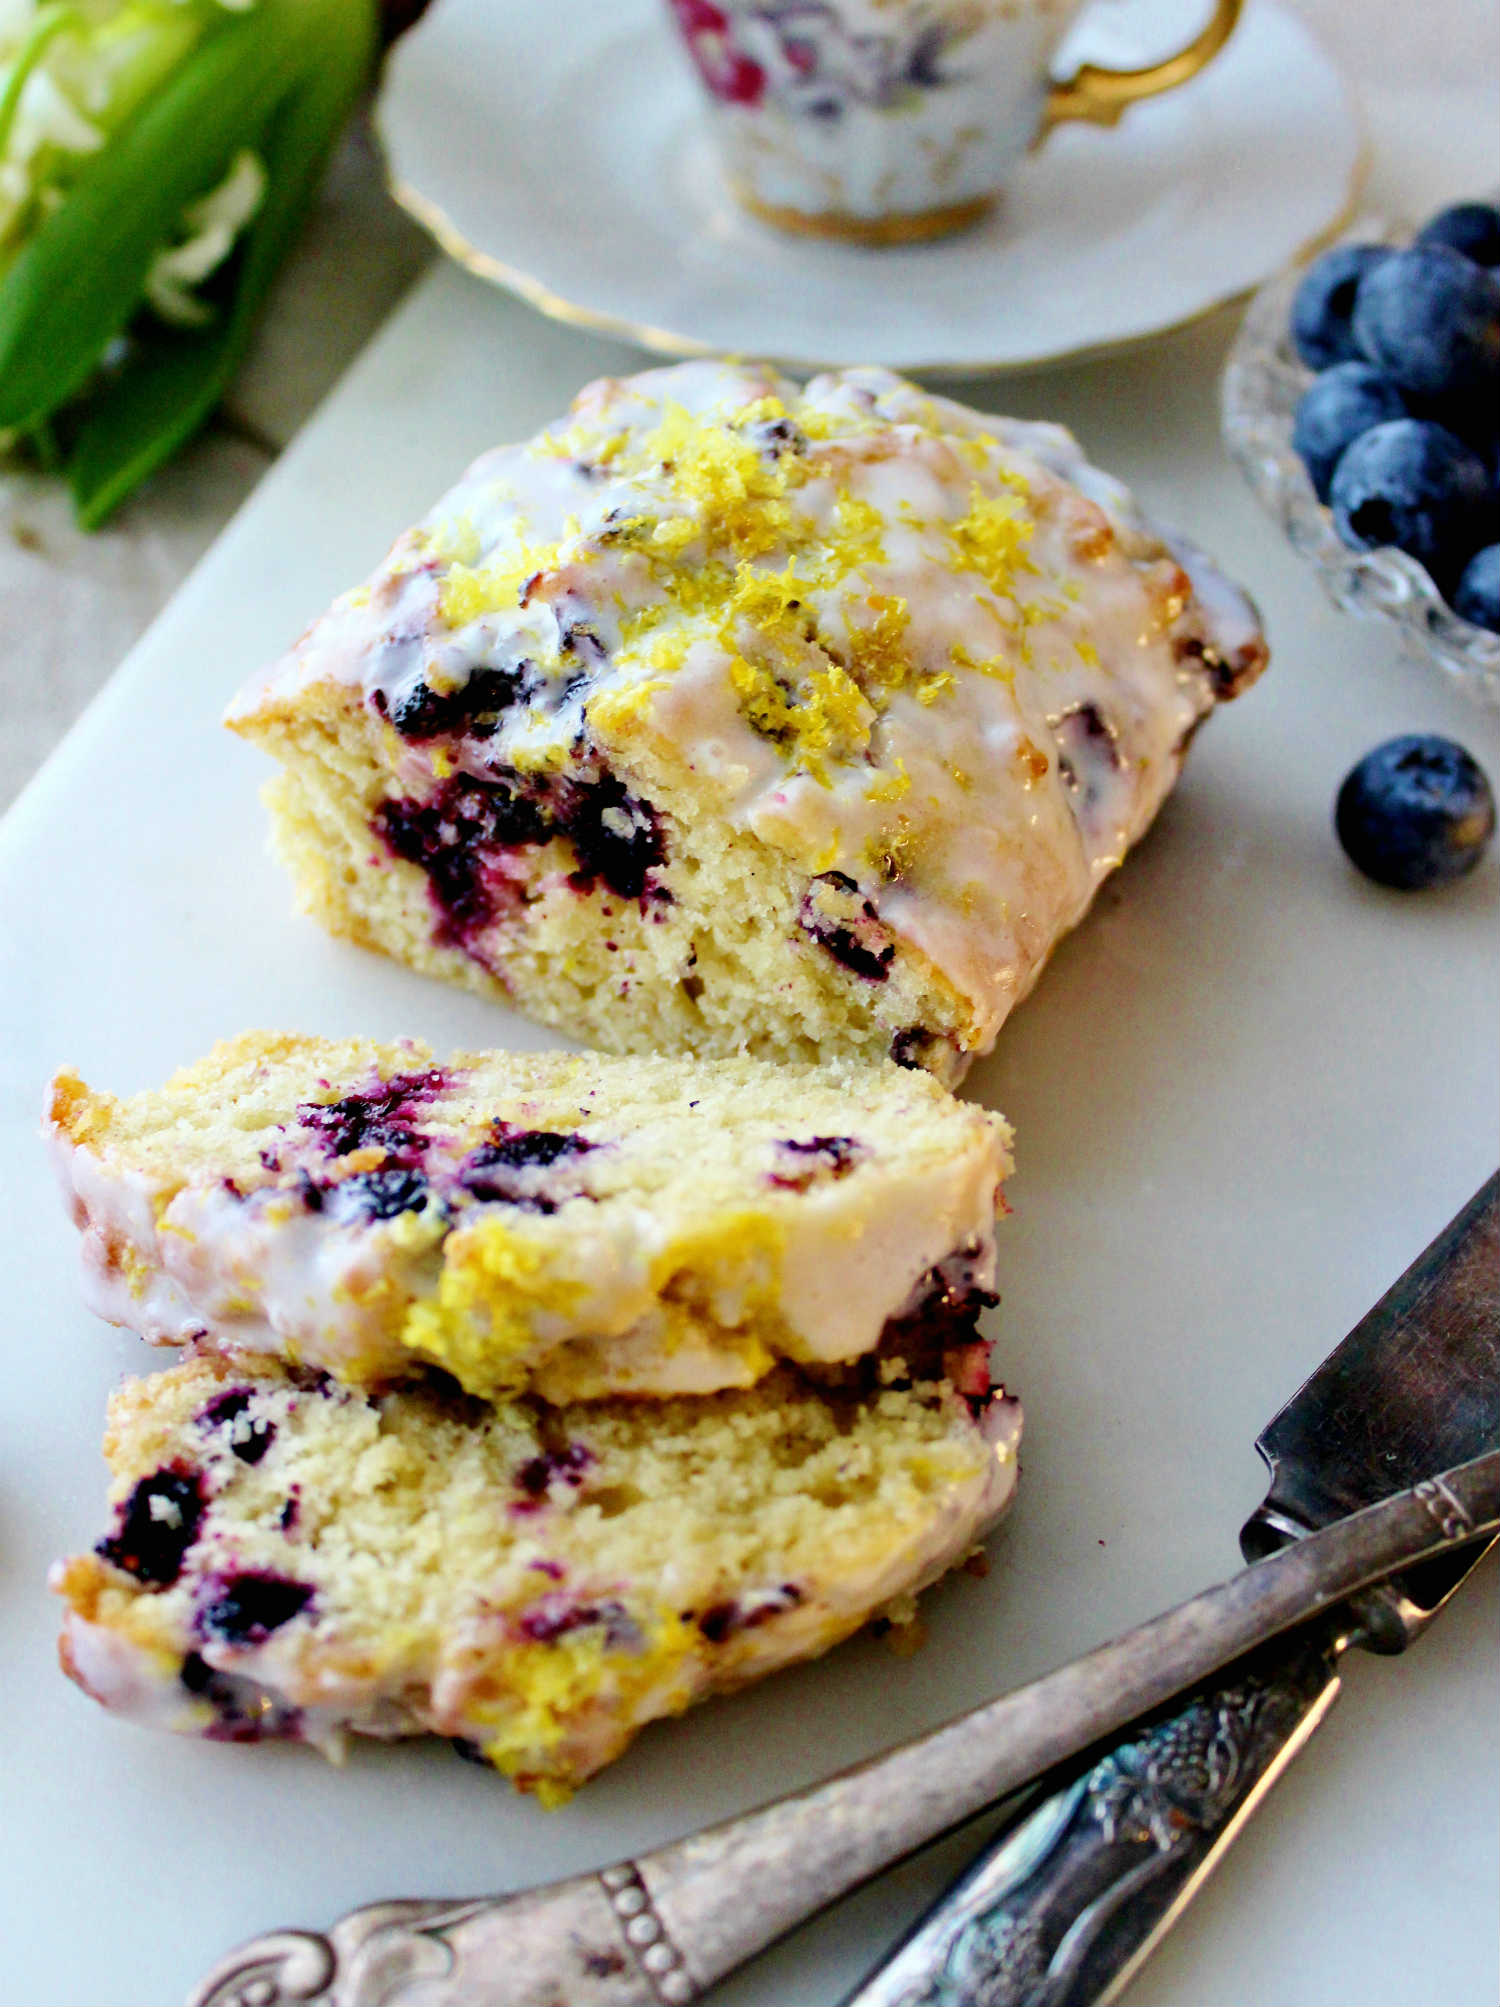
top-left (666, 0), bottom-right (1243, 243)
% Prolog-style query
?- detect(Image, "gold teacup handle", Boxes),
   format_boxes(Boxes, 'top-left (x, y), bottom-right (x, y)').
top-left (1040, 0), bottom-right (1243, 136)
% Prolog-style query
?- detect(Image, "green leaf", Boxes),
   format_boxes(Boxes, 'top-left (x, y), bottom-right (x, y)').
top-left (0, 0), bottom-right (345, 430)
top-left (65, 0), bottom-right (376, 528)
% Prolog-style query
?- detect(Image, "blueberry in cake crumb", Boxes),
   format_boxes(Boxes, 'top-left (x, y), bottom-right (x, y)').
top-left (374, 776), bottom-right (548, 945)
top-left (472, 1124), bottom-right (594, 1171)
top-left (1290, 243), bottom-right (1393, 371)
top-left (199, 1571), bottom-right (314, 1645)
top-left (769, 1135), bottom-right (862, 1190)
top-left (516, 1594), bottom-right (639, 1649)
top-left (96, 1467), bottom-right (205, 1586)
top-left (296, 1069), bottom-right (447, 1160)
top-left (1052, 700), bottom-right (1123, 811)
top-left (798, 872), bottom-right (895, 982)
top-left (391, 667), bottom-right (527, 741)
top-left (1291, 363), bottom-right (1408, 501)
top-left (179, 1651), bottom-right (300, 1741)
top-left (890, 1027), bottom-right (936, 1070)
top-left (1335, 734), bottom-right (1496, 889)
top-left (326, 1166), bottom-right (431, 1222)
top-left (198, 1388), bottom-right (276, 1466)
top-left (696, 1584), bottom-right (802, 1643)
top-left (459, 1125), bottom-right (594, 1211)
top-left (556, 771), bottom-right (666, 902)
top-left (514, 1441), bottom-right (594, 1503)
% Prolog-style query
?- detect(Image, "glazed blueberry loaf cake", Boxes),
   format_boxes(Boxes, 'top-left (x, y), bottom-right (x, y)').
top-left (52, 1350), bottom-right (1022, 1801)
top-left (228, 361), bottom-right (1268, 1083)
top-left (48, 1031), bottom-right (1010, 1402)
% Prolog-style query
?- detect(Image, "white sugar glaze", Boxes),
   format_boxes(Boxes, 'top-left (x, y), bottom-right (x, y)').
top-left (229, 362), bottom-right (1266, 1059)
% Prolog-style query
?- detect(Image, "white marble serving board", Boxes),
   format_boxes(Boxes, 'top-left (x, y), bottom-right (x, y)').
top-left (0, 260), bottom-right (1495, 2007)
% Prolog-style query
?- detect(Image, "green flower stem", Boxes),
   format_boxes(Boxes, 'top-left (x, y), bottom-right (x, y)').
top-left (67, 0), bottom-right (376, 526)
top-left (0, 0), bottom-right (374, 462)
top-left (0, 6), bottom-right (82, 162)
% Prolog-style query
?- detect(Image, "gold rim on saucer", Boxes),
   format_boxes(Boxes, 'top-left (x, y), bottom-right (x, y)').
top-left (380, 136), bottom-right (1367, 379)
top-left (730, 185), bottom-right (996, 247)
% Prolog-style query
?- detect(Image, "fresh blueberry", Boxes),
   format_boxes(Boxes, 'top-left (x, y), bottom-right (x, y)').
top-left (96, 1467), bottom-right (205, 1586)
top-left (1352, 244), bottom-right (1500, 399)
top-left (1453, 544), bottom-right (1500, 632)
top-left (1328, 420), bottom-right (1490, 585)
top-left (1291, 363), bottom-right (1408, 501)
top-left (1335, 735), bottom-right (1496, 890)
top-left (1414, 201), bottom-right (1500, 270)
top-left (1290, 243), bottom-right (1392, 370)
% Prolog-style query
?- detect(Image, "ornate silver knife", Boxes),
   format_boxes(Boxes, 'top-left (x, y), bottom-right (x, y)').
top-left (189, 1179), bottom-right (1500, 2007)
top-left (846, 1170), bottom-right (1500, 2007)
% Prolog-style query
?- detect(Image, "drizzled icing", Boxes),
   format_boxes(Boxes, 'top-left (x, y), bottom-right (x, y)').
top-left (230, 362), bottom-right (1266, 1052)
top-left (48, 1051), bottom-right (1007, 1401)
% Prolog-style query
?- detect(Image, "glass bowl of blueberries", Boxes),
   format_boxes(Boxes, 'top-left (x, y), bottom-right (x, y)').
top-left (1222, 196), bottom-right (1500, 705)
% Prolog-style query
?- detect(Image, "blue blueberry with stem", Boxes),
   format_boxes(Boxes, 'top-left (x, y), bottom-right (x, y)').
top-left (1335, 735), bottom-right (1495, 890)
top-left (1328, 419), bottom-right (1490, 584)
top-left (1351, 244), bottom-right (1500, 399)
top-left (1290, 243), bottom-right (1391, 371)
top-left (1291, 363), bottom-right (1407, 501)
top-left (1453, 544), bottom-right (1500, 633)
top-left (1415, 201), bottom-right (1500, 270)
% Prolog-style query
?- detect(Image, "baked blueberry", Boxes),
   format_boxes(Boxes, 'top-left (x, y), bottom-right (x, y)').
top-left (199, 1571), bottom-right (314, 1645)
top-left (1335, 734), bottom-right (1496, 890)
top-left (297, 1069), bottom-right (446, 1159)
top-left (1351, 244), bottom-right (1500, 399)
top-left (391, 667), bottom-right (526, 742)
top-left (198, 1388), bottom-right (276, 1465)
top-left (1291, 363), bottom-right (1408, 501)
top-left (1328, 420), bottom-right (1490, 584)
top-left (798, 871), bottom-right (895, 982)
top-left (1414, 201), bottom-right (1500, 270)
top-left (1453, 544), bottom-right (1500, 633)
top-left (1290, 243), bottom-right (1392, 371)
top-left (96, 1467), bottom-right (205, 1586)
top-left (327, 1166), bottom-right (430, 1222)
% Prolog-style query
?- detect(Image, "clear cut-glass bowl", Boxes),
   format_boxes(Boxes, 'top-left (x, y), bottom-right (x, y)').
top-left (1221, 213), bottom-right (1500, 708)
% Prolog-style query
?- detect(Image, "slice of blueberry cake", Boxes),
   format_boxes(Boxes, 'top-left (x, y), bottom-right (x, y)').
top-left (227, 361), bottom-right (1266, 1082)
top-left (52, 1350), bottom-right (1022, 1801)
top-left (48, 1031), bottom-right (1010, 1402)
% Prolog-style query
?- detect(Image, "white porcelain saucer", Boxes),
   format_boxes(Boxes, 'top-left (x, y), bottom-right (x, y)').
top-left (377, 0), bottom-right (1364, 373)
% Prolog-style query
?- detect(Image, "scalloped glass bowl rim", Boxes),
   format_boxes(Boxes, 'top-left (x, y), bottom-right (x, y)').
top-left (1221, 209), bottom-right (1500, 709)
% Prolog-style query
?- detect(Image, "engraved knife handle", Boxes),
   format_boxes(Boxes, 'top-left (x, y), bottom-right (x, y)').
top-left (187, 1450), bottom-right (1500, 2007)
top-left (838, 1623), bottom-right (1347, 2007)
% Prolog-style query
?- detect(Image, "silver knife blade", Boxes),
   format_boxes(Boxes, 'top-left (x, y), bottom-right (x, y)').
top-left (1247, 1171), bottom-right (1500, 1549)
top-left (190, 1187), bottom-right (1500, 2007)
top-left (843, 1173), bottom-right (1500, 2007)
